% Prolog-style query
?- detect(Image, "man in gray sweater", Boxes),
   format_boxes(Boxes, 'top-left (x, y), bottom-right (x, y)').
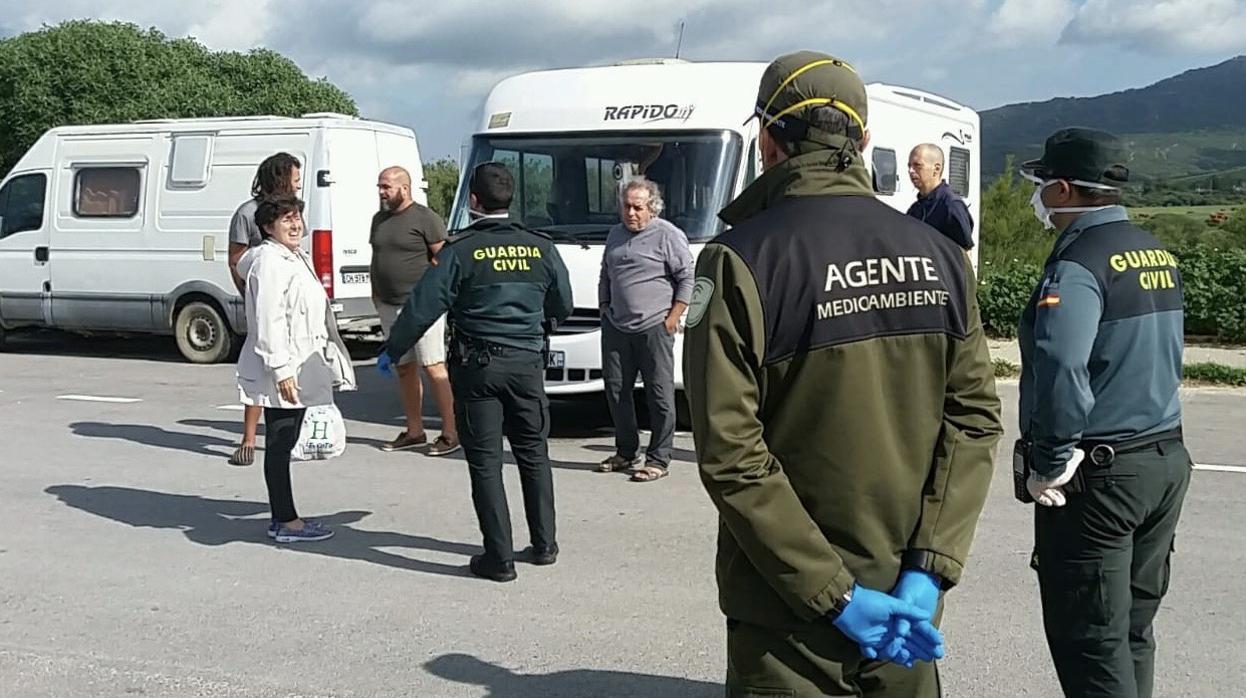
top-left (597, 178), bottom-right (694, 482)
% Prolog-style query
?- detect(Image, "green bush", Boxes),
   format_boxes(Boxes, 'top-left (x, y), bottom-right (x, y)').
top-left (1173, 245), bottom-right (1246, 340)
top-left (978, 247), bottom-right (1246, 342)
top-left (977, 262), bottom-right (1041, 337)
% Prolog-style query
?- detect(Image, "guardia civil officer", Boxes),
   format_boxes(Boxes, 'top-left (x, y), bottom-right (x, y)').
top-left (381, 162), bottom-right (574, 583)
top-left (683, 51), bottom-right (1002, 696)
top-left (1017, 128), bottom-right (1190, 698)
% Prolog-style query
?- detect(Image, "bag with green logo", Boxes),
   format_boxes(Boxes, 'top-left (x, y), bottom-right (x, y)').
top-left (291, 404), bottom-right (346, 461)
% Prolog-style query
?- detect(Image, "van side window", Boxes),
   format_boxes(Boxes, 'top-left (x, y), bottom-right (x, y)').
top-left (169, 135), bottom-right (213, 188)
top-left (0, 173), bottom-right (48, 239)
top-left (871, 148), bottom-right (898, 196)
top-left (948, 146), bottom-right (971, 197)
top-left (74, 167), bottom-right (142, 218)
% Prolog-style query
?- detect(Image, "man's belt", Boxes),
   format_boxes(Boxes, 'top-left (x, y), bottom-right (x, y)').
top-left (1078, 427), bottom-right (1183, 467)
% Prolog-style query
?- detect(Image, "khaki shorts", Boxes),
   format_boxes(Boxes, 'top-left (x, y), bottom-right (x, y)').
top-left (376, 302), bottom-right (447, 367)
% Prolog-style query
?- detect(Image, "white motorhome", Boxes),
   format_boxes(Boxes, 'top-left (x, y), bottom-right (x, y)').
top-left (0, 113), bottom-right (425, 362)
top-left (449, 59), bottom-right (981, 396)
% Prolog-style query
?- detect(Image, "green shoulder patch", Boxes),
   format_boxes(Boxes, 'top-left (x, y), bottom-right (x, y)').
top-left (686, 277), bottom-right (715, 328)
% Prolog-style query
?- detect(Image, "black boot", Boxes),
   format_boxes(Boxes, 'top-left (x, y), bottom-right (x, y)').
top-left (523, 544), bottom-right (559, 566)
top-left (469, 554), bottom-right (517, 582)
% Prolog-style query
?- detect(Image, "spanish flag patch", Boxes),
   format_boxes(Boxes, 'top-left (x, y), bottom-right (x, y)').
top-left (1037, 294), bottom-right (1061, 308)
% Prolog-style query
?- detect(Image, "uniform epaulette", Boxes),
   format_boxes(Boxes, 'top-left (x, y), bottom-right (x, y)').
top-left (445, 231), bottom-right (475, 245)
top-left (526, 228), bottom-right (552, 241)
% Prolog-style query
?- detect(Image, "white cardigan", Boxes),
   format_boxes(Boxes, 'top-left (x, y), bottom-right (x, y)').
top-left (235, 240), bottom-right (357, 409)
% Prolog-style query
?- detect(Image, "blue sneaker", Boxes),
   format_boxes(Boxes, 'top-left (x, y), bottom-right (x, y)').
top-left (267, 521), bottom-right (280, 539)
top-left (274, 520), bottom-right (333, 543)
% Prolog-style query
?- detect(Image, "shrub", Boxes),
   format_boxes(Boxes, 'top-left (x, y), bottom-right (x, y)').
top-left (977, 262), bottom-right (1041, 337)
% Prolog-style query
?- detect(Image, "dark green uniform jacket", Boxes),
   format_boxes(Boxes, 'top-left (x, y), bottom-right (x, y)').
top-left (683, 149), bottom-right (1003, 631)
top-left (384, 216), bottom-right (574, 360)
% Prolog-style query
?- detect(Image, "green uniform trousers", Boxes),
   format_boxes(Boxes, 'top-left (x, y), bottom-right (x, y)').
top-left (1033, 438), bottom-right (1192, 698)
top-left (725, 617), bottom-right (941, 697)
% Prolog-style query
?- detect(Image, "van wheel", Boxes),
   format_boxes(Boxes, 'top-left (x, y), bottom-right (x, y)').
top-left (174, 301), bottom-right (234, 364)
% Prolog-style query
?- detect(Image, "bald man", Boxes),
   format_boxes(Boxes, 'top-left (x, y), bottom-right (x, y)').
top-left (370, 166), bottom-right (460, 456)
top-left (906, 143), bottom-right (974, 250)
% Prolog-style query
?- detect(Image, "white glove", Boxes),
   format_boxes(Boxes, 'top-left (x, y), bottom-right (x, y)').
top-left (1027, 448), bottom-right (1086, 507)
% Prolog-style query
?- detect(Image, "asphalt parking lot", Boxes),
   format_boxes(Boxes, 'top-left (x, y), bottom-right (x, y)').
top-left (1, 331), bottom-right (1243, 697)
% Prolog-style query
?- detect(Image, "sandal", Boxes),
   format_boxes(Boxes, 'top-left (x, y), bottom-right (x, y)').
top-left (630, 464), bottom-right (669, 482)
top-left (598, 454), bottom-right (639, 473)
top-left (228, 444), bottom-right (255, 466)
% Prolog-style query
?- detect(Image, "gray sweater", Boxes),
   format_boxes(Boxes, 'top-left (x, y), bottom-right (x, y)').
top-left (598, 218), bottom-right (694, 333)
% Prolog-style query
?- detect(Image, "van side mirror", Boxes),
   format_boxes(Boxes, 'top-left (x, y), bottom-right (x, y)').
top-left (317, 170), bottom-right (333, 187)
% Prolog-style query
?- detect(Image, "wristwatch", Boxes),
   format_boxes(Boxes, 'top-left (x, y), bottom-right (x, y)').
top-left (825, 586), bottom-right (854, 621)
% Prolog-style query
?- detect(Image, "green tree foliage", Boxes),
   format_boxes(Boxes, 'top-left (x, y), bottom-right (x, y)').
top-left (0, 20), bottom-right (357, 175)
top-left (978, 157), bottom-right (1049, 268)
top-left (423, 158), bottom-right (460, 221)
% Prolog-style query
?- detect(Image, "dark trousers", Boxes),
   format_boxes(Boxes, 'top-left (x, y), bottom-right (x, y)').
top-left (263, 407), bottom-right (306, 523)
top-left (601, 319), bottom-right (676, 467)
top-left (1034, 439), bottom-right (1192, 698)
top-left (450, 346), bottom-right (555, 564)
top-left (725, 618), bottom-right (941, 697)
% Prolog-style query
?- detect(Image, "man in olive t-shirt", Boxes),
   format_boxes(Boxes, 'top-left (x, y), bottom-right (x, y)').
top-left (370, 166), bottom-right (459, 456)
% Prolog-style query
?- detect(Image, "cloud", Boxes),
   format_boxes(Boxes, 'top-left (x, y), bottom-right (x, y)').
top-left (1061, 0), bottom-right (1246, 54)
top-left (988, 0), bottom-right (1077, 47)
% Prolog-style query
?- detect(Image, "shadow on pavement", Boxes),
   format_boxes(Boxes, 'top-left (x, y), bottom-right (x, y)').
top-left (581, 442), bottom-right (698, 463)
top-left (44, 485), bottom-right (478, 579)
top-left (424, 653), bottom-right (720, 698)
top-left (69, 421), bottom-right (236, 458)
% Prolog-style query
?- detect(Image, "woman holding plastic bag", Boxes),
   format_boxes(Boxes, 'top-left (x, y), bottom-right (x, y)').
top-left (236, 194), bottom-right (356, 543)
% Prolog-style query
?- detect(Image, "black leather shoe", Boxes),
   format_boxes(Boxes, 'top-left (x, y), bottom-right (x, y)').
top-left (524, 544), bottom-right (559, 566)
top-left (469, 554), bottom-right (517, 582)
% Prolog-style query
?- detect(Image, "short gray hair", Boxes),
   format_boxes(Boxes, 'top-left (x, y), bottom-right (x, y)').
top-left (618, 177), bottom-right (664, 215)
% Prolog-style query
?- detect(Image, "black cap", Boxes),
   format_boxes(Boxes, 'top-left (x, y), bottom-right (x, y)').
top-left (1021, 127), bottom-right (1129, 186)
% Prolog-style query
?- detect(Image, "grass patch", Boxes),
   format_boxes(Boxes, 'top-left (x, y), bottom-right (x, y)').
top-left (994, 359), bottom-right (1246, 387)
top-left (1183, 362), bottom-right (1246, 386)
top-left (1131, 205), bottom-right (1229, 219)
top-left (993, 358), bottom-right (1020, 378)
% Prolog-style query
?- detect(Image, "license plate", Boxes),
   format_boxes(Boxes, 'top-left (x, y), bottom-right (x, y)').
top-left (342, 272), bottom-right (369, 284)
top-left (547, 351), bottom-right (565, 369)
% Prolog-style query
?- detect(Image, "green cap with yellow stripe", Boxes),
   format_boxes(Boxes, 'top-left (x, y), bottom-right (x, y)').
top-left (755, 50), bottom-right (868, 145)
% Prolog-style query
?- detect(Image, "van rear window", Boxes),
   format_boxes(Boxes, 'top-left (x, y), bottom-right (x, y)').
top-left (871, 148), bottom-right (897, 195)
top-left (75, 167), bottom-right (141, 218)
top-left (948, 147), bottom-right (971, 197)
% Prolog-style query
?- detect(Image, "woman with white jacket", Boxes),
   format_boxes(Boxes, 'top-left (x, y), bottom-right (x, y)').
top-left (236, 194), bottom-right (356, 543)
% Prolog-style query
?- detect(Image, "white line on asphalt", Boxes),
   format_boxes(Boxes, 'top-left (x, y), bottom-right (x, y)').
top-left (1194, 463), bottom-right (1246, 474)
top-left (215, 404), bottom-right (245, 411)
top-left (56, 394), bottom-right (142, 404)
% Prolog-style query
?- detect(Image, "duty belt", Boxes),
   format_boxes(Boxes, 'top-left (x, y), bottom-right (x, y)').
top-left (1077, 427), bottom-right (1183, 467)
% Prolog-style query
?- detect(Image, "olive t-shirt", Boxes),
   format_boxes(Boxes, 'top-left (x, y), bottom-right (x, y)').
top-left (369, 203), bottom-right (448, 306)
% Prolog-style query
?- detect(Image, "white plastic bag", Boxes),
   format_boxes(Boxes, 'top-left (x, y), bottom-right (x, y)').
top-left (290, 404), bottom-right (346, 461)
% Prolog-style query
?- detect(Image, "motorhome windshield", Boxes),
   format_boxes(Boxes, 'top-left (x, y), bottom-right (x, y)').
top-left (451, 130), bottom-right (742, 242)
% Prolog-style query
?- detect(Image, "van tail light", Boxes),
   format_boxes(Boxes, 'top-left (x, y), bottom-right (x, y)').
top-left (312, 229), bottom-right (334, 298)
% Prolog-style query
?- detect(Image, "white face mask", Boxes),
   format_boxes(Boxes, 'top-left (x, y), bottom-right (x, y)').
top-left (1022, 172), bottom-right (1119, 231)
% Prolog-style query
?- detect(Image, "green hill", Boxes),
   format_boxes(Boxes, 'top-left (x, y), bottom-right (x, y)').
top-left (982, 56), bottom-right (1246, 181)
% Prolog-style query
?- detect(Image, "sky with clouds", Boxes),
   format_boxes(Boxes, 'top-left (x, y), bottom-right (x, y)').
top-left (2, 0), bottom-right (1244, 159)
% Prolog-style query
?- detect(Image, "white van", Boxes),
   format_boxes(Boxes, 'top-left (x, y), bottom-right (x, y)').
top-left (0, 113), bottom-right (425, 362)
top-left (448, 59), bottom-right (981, 396)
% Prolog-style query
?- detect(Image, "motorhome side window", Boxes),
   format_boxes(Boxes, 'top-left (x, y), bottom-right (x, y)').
top-left (0, 173), bottom-right (47, 239)
top-left (871, 148), bottom-right (898, 196)
top-left (948, 146), bottom-right (971, 197)
top-left (74, 167), bottom-right (142, 218)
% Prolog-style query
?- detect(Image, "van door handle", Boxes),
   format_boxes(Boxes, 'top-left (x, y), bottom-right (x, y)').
top-left (34, 246), bottom-right (49, 262)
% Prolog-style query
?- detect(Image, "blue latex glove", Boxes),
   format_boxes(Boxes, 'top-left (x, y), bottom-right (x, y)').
top-left (893, 570), bottom-right (942, 634)
top-left (831, 584), bottom-right (933, 659)
top-left (377, 350), bottom-right (394, 377)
